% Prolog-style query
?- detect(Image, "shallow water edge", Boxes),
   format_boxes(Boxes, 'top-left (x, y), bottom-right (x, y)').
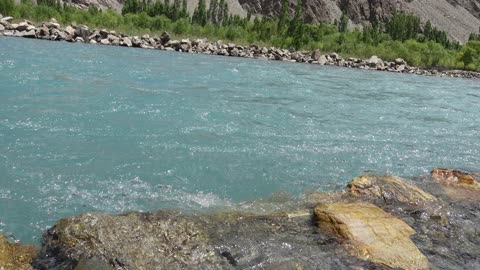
top-left (2, 168), bottom-right (480, 269)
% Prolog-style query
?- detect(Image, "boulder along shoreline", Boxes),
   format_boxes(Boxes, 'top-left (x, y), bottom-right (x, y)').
top-left (1, 16), bottom-right (480, 80)
top-left (1, 168), bottom-right (479, 269)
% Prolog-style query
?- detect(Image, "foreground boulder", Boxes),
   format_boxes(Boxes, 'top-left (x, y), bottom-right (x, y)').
top-left (345, 174), bottom-right (437, 206)
top-left (0, 234), bottom-right (37, 270)
top-left (35, 211), bottom-right (221, 269)
top-left (315, 202), bottom-right (429, 270)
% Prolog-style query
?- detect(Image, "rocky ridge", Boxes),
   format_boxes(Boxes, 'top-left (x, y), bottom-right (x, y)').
top-left (1, 16), bottom-right (479, 80)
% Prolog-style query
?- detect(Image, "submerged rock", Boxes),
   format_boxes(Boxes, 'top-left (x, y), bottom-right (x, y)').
top-left (0, 234), bottom-right (37, 270)
top-left (345, 174), bottom-right (437, 206)
top-left (314, 202), bottom-right (429, 270)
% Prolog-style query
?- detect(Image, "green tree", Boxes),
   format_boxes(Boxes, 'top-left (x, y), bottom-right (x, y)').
top-left (192, 0), bottom-right (207, 26)
top-left (338, 12), bottom-right (348, 32)
top-left (288, 0), bottom-right (307, 50)
top-left (424, 20), bottom-right (432, 40)
top-left (122, 0), bottom-right (139, 15)
top-left (207, 0), bottom-right (218, 23)
top-left (277, 0), bottom-right (289, 34)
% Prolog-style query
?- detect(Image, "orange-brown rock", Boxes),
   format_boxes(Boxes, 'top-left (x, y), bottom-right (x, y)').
top-left (345, 174), bottom-right (437, 206)
top-left (431, 168), bottom-right (480, 201)
top-left (431, 168), bottom-right (480, 187)
top-left (314, 202), bottom-right (429, 270)
top-left (0, 234), bottom-right (37, 270)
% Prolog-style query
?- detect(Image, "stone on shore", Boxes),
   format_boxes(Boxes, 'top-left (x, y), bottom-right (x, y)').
top-left (74, 25), bottom-right (90, 42)
top-left (367, 55), bottom-right (384, 69)
top-left (0, 234), bottom-right (37, 270)
top-left (15, 29), bottom-right (36, 38)
top-left (64, 25), bottom-right (75, 36)
top-left (431, 168), bottom-right (480, 201)
top-left (345, 174), bottom-right (437, 206)
top-left (120, 36), bottom-right (132, 47)
top-left (314, 202), bottom-right (429, 270)
top-left (160, 31), bottom-right (170, 44)
top-left (100, 38), bottom-right (110, 45)
top-left (432, 168), bottom-right (480, 187)
top-left (311, 50), bottom-right (321, 61)
top-left (0, 16), bottom-right (13, 23)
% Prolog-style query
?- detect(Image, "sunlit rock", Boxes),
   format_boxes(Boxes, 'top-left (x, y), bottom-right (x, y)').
top-left (345, 174), bottom-right (437, 207)
top-left (431, 168), bottom-right (480, 201)
top-left (314, 202), bottom-right (429, 270)
top-left (0, 234), bottom-right (37, 270)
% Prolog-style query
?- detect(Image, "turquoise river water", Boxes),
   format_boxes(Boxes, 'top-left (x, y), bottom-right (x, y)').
top-left (1, 37), bottom-right (479, 243)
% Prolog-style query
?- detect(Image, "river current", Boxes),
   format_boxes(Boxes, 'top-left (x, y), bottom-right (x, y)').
top-left (1, 37), bottom-right (479, 242)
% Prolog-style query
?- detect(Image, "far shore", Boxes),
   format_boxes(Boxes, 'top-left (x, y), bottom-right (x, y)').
top-left (1, 16), bottom-right (480, 80)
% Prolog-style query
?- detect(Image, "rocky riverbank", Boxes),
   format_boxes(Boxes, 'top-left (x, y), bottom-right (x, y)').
top-left (1, 168), bottom-right (479, 269)
top-left (1, 15), bottom-right (480, 80)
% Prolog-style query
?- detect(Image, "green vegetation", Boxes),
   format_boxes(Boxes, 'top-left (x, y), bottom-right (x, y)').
top-left (1, 0), bottom-right (480, 71)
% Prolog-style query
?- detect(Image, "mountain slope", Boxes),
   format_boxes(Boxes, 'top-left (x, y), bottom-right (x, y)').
top-left (71, 0), bottom-right (480, 43)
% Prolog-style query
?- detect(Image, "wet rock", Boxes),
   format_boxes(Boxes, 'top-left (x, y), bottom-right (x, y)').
top-left (345, 174), bottom-right (438, 207)
top-left (74, 37), bottom-right (85, 43)
top-left (431, 168), bottom-right (480, 201)
top-left (0, 234), bottom-right (37, 270)
top-left (36, 211), bottom-right (222, 269)
top-left (315, 202), bottom-right (429, 270)
top-left (432, 168), bottom-right (480, 188)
